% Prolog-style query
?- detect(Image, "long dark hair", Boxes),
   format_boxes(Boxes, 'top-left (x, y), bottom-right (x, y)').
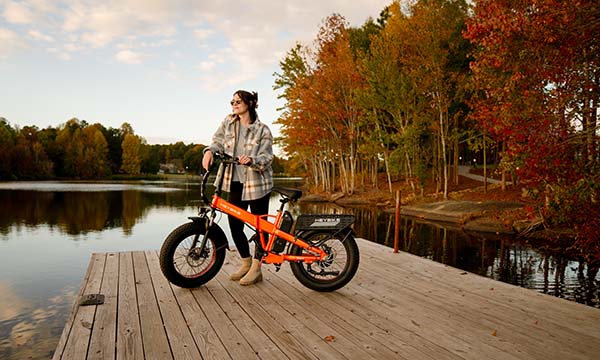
top-left (234, 90), bottom-right (259, 123)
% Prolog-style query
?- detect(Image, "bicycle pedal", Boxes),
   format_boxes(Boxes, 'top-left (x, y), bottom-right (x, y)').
top-left (274, 264), bottom-right (282, 272)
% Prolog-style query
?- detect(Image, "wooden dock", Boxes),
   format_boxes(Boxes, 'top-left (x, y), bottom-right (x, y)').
top-left (53, 239), bottom-right (600, 360)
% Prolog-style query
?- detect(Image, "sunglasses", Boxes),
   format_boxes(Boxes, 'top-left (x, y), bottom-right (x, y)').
top-left (230, 99), bottom-right (243, 106)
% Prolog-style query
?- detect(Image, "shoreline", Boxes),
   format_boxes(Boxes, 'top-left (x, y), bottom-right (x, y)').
top-left (300, 181), bottom-right (544, 236)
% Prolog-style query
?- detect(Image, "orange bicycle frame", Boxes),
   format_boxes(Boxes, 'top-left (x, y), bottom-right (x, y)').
top-left (210, 195), bottom-right (327, 264)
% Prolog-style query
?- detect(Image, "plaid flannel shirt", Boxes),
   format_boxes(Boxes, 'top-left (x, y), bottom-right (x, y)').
top-left (206, 114), bottom-right (273, 201)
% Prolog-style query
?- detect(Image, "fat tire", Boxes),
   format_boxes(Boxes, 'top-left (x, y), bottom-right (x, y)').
top-left (289, 231), bottom-right (360, 292)
top-left (159, 222), bottom-right (226, 288)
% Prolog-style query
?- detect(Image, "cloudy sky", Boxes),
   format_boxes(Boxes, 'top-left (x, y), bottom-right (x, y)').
top-left (0, 0), bottom-right (390, 147)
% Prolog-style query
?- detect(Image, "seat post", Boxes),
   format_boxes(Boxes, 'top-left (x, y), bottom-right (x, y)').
top-left (278, 197), bottom-right (289, 212)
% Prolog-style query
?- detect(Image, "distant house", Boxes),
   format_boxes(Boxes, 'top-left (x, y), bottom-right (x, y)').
top-left (158, 162), bottom-right (184, 174)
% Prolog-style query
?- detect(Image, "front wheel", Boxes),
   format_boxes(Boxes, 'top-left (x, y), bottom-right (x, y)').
top-left (289, 231), bottom-right (360, 292)
top-left (159, 222), bottom-right (226, 288)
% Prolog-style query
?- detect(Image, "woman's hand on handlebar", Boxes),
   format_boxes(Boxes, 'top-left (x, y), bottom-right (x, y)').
top-left (203, 150), bottom-right (249, 170)
top-left (202, 150), bottom-right (213, 170)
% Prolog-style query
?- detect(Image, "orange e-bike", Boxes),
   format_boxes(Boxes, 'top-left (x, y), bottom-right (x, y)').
top-left (159, 152), bottom-right (359, 292)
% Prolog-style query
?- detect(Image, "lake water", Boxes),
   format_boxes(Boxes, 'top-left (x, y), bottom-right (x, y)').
top-left (1, 180), bottom-right (598, 359)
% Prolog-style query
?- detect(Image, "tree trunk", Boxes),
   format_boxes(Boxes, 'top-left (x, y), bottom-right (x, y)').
top-left (483, 129), bottom-right (487, 193)
top-left (501, 141), bottom-right (507, 191)
top-left (438, 98), bottom-right (448, 200)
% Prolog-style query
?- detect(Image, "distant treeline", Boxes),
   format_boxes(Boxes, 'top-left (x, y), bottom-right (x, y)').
top-left (0, 117), bottom-right (287, 180)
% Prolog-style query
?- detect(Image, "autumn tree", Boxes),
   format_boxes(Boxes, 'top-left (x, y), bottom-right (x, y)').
top-left (466, 0), bottom-right (600, 260)
top-left (121, 133), bottom-right (142, 175)
top-left (354, 0), bottom-right (472, 198)
top-left (55, 118), bottom-right (110, 178)
top-left (398, 0), bottom-right (471, 199)
top-left (273, 43), bottom-right (317, 182)
top-left (12, 126), bottom-right (53, 179)
top-left (359, 2), bottom-right (425, 194)
top-left (275, 14), bottom-right (365, 194)
top-left (81, 124), bottom-right (110, 178)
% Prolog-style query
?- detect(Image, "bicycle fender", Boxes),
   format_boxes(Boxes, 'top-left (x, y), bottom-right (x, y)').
top-left (188, 216), bottom-right (230, 250)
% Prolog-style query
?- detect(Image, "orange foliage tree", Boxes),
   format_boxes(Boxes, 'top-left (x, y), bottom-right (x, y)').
top-left (275, 14), bottom-right (366, 194)
top-left (465, 0), bottom-right (600, 261)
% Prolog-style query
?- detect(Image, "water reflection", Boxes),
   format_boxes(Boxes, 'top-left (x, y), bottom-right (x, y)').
top-left (0, 188), bottom-right (194, 236)
top-left (0, 280), bottom-right (76, 360)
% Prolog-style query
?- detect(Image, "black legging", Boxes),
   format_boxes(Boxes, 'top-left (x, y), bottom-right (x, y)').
top-left (227, 181), bottom-right (270, 259)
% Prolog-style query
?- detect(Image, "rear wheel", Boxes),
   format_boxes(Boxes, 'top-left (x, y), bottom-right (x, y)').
top-left (159, 222), bottom-right (226, 288)
top-left (289, 231), bottom-right (359, 292)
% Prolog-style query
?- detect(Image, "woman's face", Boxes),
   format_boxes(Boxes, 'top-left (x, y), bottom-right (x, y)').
top-left (231, 94), bottom-right (249, 116)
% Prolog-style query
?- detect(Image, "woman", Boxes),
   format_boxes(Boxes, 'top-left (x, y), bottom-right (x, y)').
top-left (202, 90), bottom-right (273, 286)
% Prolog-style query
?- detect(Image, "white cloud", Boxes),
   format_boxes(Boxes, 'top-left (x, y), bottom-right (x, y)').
top-left (81, 31), bottom-right (113, 48)
top-left (198, 60), bottom-right (215, 71)
top-left (46, 46), bottom-right (71, 60)
top-left (193, 28), bottom-right (214, 40)
top-left (63, 42), bottom-right (82, 52)
top-left (116, 49), bottom-right (143, 64)
top-left (28, 30), bottom-right (54, 42)
top-left (2, 0), bottom-right (35, 24)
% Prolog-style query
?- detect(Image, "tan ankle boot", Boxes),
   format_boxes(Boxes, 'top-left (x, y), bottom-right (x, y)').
top-left (229, 257), bottom-right (252, 281)
top-left (239, 259), bottom-right (263, 286)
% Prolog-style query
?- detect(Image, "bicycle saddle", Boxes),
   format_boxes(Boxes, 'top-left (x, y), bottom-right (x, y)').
top-left (272, 186), bottom-right (303, 201)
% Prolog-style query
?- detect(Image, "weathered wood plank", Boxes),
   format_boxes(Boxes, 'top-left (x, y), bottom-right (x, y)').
top-left (144, 251), bottom-right (202, 360)
top-left (190, 281), bottom-right (259, 359)
top-left (344, 262), bottom-right (531, 359)
top-left (219, 262), bottom-right (351, 360)
top-left (60, 253), bottom-right (107, 359)
top-left (214, 267), bottom-right (322, 360)
top-left (220, 260), bottom-right (379, 360)
top-left (88, 252), bottom-right (119, 360)
top-left (261, 263), bottom-right (443, 360)
top-left (205, 278), bottom-right (287, 359)
top-left (263, 261), bottom-right (463, 360)
top-left (131, 251), bottom-right (173, 360)
top-left (52, 251), bottom-right (96, 360)
top-left (170, 283), bottom-right (231, 360)
top-left (116, 252), bottom-right (144, 360)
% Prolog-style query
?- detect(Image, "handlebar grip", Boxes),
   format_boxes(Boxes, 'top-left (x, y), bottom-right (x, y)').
top-left (213, 151), bottom-right (232, 160)
top-left (213, 151), bottom-right (243, 165)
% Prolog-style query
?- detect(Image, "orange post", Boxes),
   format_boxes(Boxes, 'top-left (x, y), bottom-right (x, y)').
top-left (394, 190), bottom-right (400, 253)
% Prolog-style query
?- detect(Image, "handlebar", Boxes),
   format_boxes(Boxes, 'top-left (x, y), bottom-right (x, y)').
top-left (200, 151), bottom-right (240, 205)
top-left (212, 151), bottom-right (238, 164)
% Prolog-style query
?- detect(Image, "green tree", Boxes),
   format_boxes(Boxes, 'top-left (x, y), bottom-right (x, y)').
top-left (55, 118), bottom-right (85, 178)
top-left (183, 144), bottom-right (205, 174)
top-left (100, 126), bottom-right (123, 174)
top-left (0, 118), bottom-right (16, 179)
top-left (141, 144), bottom-right (161, 174)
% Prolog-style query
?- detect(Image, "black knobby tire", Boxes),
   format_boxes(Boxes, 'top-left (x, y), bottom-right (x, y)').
top-left (289, 231), bottom-right (360, 292)
top-left (159, 222), bottom-right (226, 288)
